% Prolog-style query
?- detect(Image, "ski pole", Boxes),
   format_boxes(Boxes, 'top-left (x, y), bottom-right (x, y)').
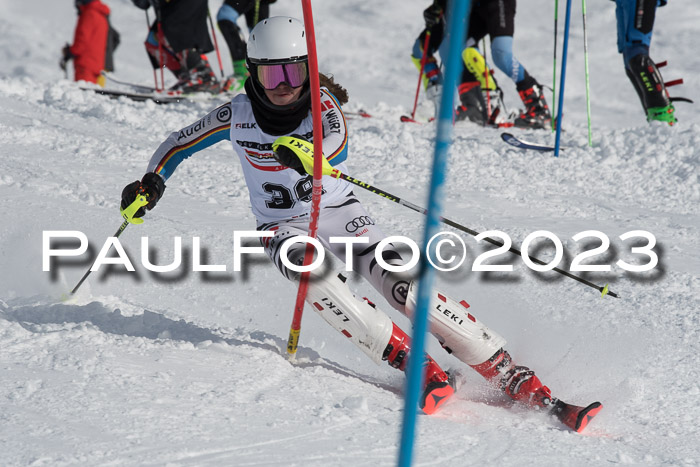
top-left (339, 172), bottom-right (617, 297)
top-left (254, 0), bottom-right (261, 26)
top-left (582, 0), bottom-right (593, 146)
top-left (272, 136), bottom-right (619, 299)
top-left (154, 2), bottom-right (165, 92)
top-left (207, 10), bottom-right (225, 79)
top-left (69, 195), bottom-right (149, 295)
top-left (145, 10), bottom-right (159, 91)
top-left (410, 31), bottom-right (433, 120)
top-left (552, 0), bottom-right (559, 132)
top-left (482, 39), bottom-right (492, 119)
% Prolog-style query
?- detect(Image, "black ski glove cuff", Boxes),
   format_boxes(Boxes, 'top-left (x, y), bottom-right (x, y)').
top-left (423, 4), bottom-right (443, 28)
top-left (132, 0), bottom-right (151, 10)
top-left (273, 146), bottom-right (307, 176)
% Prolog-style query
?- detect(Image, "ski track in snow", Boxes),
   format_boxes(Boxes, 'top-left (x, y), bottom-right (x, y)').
top-left (1, 0), bottom-right (699, 465)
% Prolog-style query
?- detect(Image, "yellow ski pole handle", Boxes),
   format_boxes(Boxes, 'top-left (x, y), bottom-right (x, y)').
top-left (273, 136), bottom-right (340, 178)
top-left (120, 194), bottom-right (150, 224)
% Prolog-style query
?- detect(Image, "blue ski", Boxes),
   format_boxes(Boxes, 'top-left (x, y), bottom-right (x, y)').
top-left (501, 133), bottom-right (555, 152)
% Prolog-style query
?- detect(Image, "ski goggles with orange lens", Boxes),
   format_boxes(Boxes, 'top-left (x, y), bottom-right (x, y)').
top-left (256, 62), bottom-right (308, 90)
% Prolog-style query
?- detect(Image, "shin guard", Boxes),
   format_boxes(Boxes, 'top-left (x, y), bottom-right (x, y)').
top-left (306, 273), bottom-right (454, 414)
top-left (305, 273), bottom-right (394, 364)
top-left (405, 282), bottom-right (506, 366)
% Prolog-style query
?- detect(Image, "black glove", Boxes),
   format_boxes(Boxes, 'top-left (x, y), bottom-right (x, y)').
top-left (273, 135), bottom-right (308, 176)
top-left (132, 0), bottom-right (151, 10)
top-left (60, 44), bottom-right (72, 72)
top-left (423, 3), bottom-right (443, 28)
top-left (121, 172), bottom-right (166, 218)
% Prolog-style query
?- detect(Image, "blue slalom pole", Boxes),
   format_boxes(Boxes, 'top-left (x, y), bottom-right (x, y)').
top-left (397, 1), bottom-right (470, 466)
top-left (554, 0), bottom-right (573, 157)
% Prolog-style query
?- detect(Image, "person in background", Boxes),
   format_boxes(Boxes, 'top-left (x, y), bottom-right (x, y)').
top-left (614, 0), bottom-right (679, 125)
top-left (132, 0), bottom-right (220, 93)
top-left (414, 0), bottom-right (551, 129)
top-left (61, 0), bottom-right (114, 86)
top-left (411, 14), bottom-right (489, 125)
top-left (217, 0), bottom-right (276, 90)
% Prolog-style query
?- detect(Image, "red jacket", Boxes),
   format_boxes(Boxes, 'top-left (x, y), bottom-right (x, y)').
top-left (70, 1), bottom-right (110, 77)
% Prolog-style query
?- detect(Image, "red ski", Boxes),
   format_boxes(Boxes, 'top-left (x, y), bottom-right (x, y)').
top-left (550, 400), bottom-right (603, 433)
top-left (346, 110), bottom-right (372, 118)
top-left (420, 373), bottom-right (457, 415)
top-left (400, 115), bottom-right (435, 124)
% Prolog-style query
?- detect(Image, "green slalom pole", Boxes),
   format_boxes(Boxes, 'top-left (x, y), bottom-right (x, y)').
top-left (582, 0), bottom-right (593, 146)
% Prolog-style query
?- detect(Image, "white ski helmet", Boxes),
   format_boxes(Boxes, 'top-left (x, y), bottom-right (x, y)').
top-left (247, 16), bottom-right (308, 64)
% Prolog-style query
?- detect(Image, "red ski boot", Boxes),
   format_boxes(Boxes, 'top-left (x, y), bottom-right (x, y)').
top-left (471, 349), bottom-right (554, 407)
top-left (471, 348), bottom-right (602, 432)
top-left (383, 323), bottom-right (456, 415)
top-left (501, 365), bottom-right (554, 408)
top-left (514, 76), bottom-right (551, 130)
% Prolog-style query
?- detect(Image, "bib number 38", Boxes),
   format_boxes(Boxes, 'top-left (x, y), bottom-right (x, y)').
top-left (263, 177), bottom-right (318, 209)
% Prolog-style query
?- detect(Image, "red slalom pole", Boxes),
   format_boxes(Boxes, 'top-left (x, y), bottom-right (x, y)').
top-left (286, 0), bottom-right (323, 359)
top-left (207, 10), bottom-right (225, 78)
top-left (410, 31), bottom-right (433, 120)
top-left (145, 10), bottom-right (158, 90)
top-left (156, 21), bottom-right (165, 91)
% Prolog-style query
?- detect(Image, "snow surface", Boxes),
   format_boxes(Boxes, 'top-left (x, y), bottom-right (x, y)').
top-left (1, 0), bottom-right (699, 465)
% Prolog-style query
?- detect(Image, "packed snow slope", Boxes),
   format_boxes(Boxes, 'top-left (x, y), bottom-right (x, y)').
top-left (1, 0), bottom-right (699, 465)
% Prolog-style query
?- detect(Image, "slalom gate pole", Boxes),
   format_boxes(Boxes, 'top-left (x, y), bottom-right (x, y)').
top-left (285, 0), bottom-right (323, 360)
top-left (145, 10), bottom-right (158, 90)
top-left (399, 1), bottom-right (470, 466)
top-left (410, 31), bottom-right (432, 120)
top-left (69, 195), bottom-right (149, 296)
top-left (582, 0), bottom-right (593, 146)
top-left (155, 4), bottom-right (165, 92)
top-left (554, 0), bottom-right (573, 157)
top-left (207, 10), bottom-right (225, 78)
top-left (254, 0), bottom-right (261, 26)
top-left (552, 0), bottom-right (559, 132)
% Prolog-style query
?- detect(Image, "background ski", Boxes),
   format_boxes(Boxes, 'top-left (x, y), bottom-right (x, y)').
top-left (81, 87), bottom-right (187, 104)
top-left (345, 109), bottom-right (372, 118)
top-left (101, 72), bottom-right (160, 93)
top-left (400, 115), bottom-right (435, 124)
top-left (102, 72), bottom-right (241, 98)
top-left (81, 86), bottom-right (236, 104)
top-left (501, 132), bottom-right (557, 152)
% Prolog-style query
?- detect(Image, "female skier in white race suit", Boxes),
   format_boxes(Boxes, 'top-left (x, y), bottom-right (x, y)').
top-left (120, 16), bottom-right (598, 424)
